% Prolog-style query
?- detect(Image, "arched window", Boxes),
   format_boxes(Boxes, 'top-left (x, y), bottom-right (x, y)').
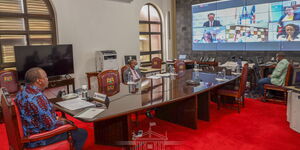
top-left (0, 0), bottom-right (56, 69)
top-left (139, 3), bottom-right (163, 65)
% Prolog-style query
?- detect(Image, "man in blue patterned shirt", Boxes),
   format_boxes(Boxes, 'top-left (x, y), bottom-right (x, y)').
top-left (15, 67), bottom-right (87, 150)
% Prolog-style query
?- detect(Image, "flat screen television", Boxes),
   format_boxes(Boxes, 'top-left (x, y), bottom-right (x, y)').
top-left (14, 44), bottom-right (74, 80)
top-left (192, 0), bottom-right (300, 51)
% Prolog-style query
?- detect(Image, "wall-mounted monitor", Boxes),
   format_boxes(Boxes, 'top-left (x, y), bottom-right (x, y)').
top-left (192, 0), bottom-right (300, 51)
top-left (14, 44), bottom-right (74, 80)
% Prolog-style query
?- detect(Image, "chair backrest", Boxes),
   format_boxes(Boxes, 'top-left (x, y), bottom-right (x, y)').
top-left (151, 57), bottom-right (162, 69)
top-left (284, 64), bottom-right (293, 86)
top-left (238, 63), bottom-right (249, 97)
top-left (0, 70), bottom-right (18, 93)
top-left (97, 70), bottom-right (120, 96)
top-left (121, 65), bottom-right (129, 84)
top-left (1, 89), bottom-right (23, 150)
top-left (174, 60), bottom-right (186, 73)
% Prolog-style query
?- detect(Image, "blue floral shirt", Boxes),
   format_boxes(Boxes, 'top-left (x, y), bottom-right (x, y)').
top-left (15, 84), bottom-right (63, 148)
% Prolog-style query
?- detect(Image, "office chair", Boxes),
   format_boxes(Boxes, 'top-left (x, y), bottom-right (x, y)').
top-left (97, 70), bottom-right (120, 96)
top-left (1, 88), bottom-right (77, 150)
top-left (263, 64), bottom-right (293, 104)
top-left (0, 70), bottom-right (19, 94)
top-left (151, 57), bottom-right (162, 69)
top-left (217, 63), bottom-right (249, 113)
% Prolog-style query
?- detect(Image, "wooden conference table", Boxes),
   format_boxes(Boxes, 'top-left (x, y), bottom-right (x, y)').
top-left (51, 69), bottom-right (240, 146)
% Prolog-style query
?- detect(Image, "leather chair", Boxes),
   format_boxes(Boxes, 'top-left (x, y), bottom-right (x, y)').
top-left (174, 60), bottom-right (186, 73)
top-left (1, 88), bottom-right (77, 150)
top-left (151, 57), bottom-right (162, 69)
top-left (0, 70), bottom-right (19, 94)
top-left (97, 70), bottom-right (120, 96)
top-left (121, 65), bottom-right (129, 84)
top-left (263, 64), bottom-right (293, 104)
top-left (217, 63), bottom-right (249, 113)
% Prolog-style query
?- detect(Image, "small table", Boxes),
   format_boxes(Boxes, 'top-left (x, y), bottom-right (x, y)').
top-left (48, 78), bottom-right (75, 93)
top-left (86, 72), bottom-right (101, 90)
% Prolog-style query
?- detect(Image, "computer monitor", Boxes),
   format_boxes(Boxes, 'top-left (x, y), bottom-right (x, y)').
top-left (178, 55), bottom-right (187, 60)
top-left (292, 67), bottom-right (300, 86)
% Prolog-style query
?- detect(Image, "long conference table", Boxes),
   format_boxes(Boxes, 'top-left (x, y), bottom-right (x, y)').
top-left (50, 69), bottom-right (240, 147)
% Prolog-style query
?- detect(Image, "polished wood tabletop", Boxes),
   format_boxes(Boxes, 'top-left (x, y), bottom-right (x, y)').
top-left (51, 69), bottom-right (239, 122)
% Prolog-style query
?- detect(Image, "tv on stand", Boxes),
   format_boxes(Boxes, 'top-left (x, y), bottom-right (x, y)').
top-left (14, 44), bottom-right (75, 81)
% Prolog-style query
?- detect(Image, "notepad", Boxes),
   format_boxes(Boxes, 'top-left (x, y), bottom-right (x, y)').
top-left (74, 108), bottom-right (105, 119)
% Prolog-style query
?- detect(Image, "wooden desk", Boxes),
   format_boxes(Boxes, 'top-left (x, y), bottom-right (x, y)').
top-left (48, 78), bottom-right (75, 93)
top-left (52, 69), bottom-right (239, 147)
top-left (86, 72), bottom-right (100, 90)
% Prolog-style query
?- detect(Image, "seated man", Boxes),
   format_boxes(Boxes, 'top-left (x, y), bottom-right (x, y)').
top-left (256, 52), bottom-right (289, 98)
top-left (123, 59), bottom-right (142, 83)
top-left (15, 67), bottom-right (87, 150)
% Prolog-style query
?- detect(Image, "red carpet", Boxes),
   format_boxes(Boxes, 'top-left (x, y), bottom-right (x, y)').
top-left (1, 98), bottom-right (300, 150)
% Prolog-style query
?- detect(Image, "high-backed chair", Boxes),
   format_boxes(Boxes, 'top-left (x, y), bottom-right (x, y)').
top-left (97, 70), bottom-right (120, 96)
top-left (1, 88), bottom-right (77, 150)
top-left (151, 57), bottom-right (162, 69)
top-left (217, 63), bottom-right (249, 113)
top-left (121, 65), bottom-right (129, 84)
top-left (0, 70), bottom-right (18, 94)
top-left (263, 64), bottom-right (293, 104)
top-left (174, 60), bottom-right (186, 73)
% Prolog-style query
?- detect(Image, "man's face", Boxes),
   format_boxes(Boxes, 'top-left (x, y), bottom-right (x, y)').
top-left (130, 60), bottom-right (137, 68)
top-left (37, 70), bottom-right (48, 89)
top-left (208, 14), bottom-right (215, 21)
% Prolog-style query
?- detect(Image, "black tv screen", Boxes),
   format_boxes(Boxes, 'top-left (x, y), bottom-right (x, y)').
top-left (14, 44), bottom-right (74, 80)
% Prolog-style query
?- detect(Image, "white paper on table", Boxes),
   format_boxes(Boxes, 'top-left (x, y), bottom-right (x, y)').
top-left (156, 73), bottom-right (171, 77)
top-left (56, 98), bottom-right (95, 110)
top-left (146, 75), bottom-right (161, 79)
top-left (74, 108), bottom-right (105, 119)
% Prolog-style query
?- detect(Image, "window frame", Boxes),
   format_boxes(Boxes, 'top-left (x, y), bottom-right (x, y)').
top-left (139, 3), bottom-right (163, 65)
top-left (0, 0), bottom-right (57, 69)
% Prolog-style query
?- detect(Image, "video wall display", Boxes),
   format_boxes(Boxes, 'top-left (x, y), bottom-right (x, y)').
top-left (192, 0), bottom-right (300, 51)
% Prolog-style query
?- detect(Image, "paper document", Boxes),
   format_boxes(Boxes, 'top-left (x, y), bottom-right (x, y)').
top-left (56, 98), bottom-right (95, 110)
top-left (156, 73), bottom-right (171, 77)
top-left (74, 108), bottom-right (105, 119)
top-left (146, 75), bottom-right (161, 79)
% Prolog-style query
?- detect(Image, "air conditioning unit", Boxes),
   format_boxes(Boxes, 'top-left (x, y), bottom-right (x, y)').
top-left (106, 0), bottom-right (133, 3)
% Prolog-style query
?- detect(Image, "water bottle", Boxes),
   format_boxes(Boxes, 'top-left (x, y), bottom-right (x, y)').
top-left (169, 65), bottom-right (175, 74)
top-left (81, 85), bottom-right (88, 100)
top-left (237, 59), bottom-right (242, 73)
top-left (128, 71), bottom-right (133, 83)
top-left (222, 68), bottom-right (226, 79)
top-left (194, 61), bottom-right (199, 70)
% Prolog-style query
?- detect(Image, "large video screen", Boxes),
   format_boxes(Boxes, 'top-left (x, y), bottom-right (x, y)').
top-left (192, 0), bottom-right (300, 51)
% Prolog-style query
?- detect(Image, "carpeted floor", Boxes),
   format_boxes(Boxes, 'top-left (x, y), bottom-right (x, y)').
top-left (1, 98), bottom-right (300, 150)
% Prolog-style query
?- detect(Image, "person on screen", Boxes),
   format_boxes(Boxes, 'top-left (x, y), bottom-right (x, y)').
top-left (255, 53), bottom-right (289, 100)
top-left (15, 67), bottom-right (87, 150)
top-left (278, 6), bottom-right (300, 25)
top-left (278, 24), bottom-right (300, 41)
top-left (203, 13), bottom-right (222, 27)
top-left (200, 31), bottom-right (214, 43)
top-left (123, 59), bottom-right (142, 83)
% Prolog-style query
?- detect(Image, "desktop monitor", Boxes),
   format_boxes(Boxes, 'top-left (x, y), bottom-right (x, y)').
top-left (179, 55), bottom-right (187, 60)
top-left (292, 67), bottom-right (300, 86)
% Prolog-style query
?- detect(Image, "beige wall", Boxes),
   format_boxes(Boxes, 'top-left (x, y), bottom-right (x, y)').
top-left (51, 0), bottom-right (172, 88)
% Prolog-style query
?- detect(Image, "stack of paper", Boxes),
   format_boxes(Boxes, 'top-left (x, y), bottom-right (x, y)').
top-left (56, 98), bottom-right (95, 110)
top-left (74, 108), bottom-right (105, 119)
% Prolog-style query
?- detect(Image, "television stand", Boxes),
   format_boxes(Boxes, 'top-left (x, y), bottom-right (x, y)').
top-left (48, 77), bottom-right (75, 93)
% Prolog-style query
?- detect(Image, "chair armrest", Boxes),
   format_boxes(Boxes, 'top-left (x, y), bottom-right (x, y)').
top-left (264, 84), bottom-right (285, 90)
top-left (22, 124), bottom-right (77, 143)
